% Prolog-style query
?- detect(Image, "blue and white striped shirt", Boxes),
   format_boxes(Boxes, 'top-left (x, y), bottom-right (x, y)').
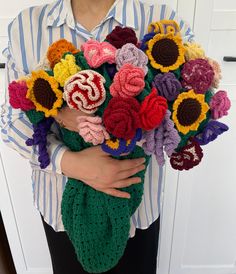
top-left (0, 0), bottom-right (194, 236)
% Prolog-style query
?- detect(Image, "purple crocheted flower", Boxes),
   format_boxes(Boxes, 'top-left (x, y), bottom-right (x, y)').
top-left (152, 72), bottom-right (182, 101)
top-left (26, 118), bottom-right (54, 169)
top-left (181, 58), bottom-right (214, 94)
top-left (142, 110), bottom-right (180, 166)
top-left (116, 43), bottom-right (148, 75)
top-left (194, 120), bottom-right (229, 146)
top-left (154, 110), bottom-right (181, 165)
top-left (142, 130), bottom-right (156, 156)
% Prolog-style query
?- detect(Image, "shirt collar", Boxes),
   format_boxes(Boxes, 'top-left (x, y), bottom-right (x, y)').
top-left (46, 0), bottom-right (138, 30)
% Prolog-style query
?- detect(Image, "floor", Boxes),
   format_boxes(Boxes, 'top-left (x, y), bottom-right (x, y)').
top-left (0, 213), bottom-right (16, 274)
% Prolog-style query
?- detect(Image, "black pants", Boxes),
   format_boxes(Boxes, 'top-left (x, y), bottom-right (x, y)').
top-left (41, 215), bottom-right (160, 274)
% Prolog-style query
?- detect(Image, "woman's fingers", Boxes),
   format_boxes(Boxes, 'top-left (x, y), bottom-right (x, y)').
top-left (116, 165), bottom-right (146, 181)
top-left (102, 188), bottom-right (131, 199)
top-left (112, 177), bottom-right (142, 188)
top-left (116, 157), bottom-right (146, 171)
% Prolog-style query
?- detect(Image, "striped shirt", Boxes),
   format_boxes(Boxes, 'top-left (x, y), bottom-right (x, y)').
top-left (0, 0), bottom-right (194, 237)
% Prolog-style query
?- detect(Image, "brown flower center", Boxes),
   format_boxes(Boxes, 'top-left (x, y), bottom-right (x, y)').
top-left (151, 38), bottom-right (179, 67)
top-left (176, 98), bottom-right (202, 126)
top-left (33, 78), bottom-right (57, 109)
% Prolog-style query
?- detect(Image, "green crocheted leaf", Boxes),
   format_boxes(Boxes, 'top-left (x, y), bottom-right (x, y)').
top-left (25, 109), bottom-right (45, 125)
top-left (136, 80), bottom-right (151, 102)
top-left (74, 51), bottom-right (90, 70)
top-left (61, 146), bottom-right (150, 273)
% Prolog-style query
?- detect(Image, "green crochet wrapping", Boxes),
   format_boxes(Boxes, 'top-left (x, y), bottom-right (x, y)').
top-left (60, 128), bottom-right (150, 273)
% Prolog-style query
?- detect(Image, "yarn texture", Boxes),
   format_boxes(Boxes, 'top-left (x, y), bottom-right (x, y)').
top-left (60, 128), bottom-right (150, 273)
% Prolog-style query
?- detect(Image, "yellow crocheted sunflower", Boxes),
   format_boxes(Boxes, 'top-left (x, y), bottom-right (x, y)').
top-left (146, 32), bottom-right (185, 72)
top-left (26, 70), bottom-right (63, 117)
top-left (172, 90), bottom-right (209, 135)
top-left (53, 54), bottom-right (81, 87)
top-left (184, 42), bottom-right (205, 61)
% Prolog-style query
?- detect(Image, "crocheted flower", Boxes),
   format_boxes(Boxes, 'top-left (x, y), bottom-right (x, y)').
top-left (110, 64), bottom-right (145, 98)
top-left (146, 32), bottom-right (185, 72)
top-left (63, 70), bottom-right (106, 114)
top-left (26, 118), bottom-right (54, 169)
top-left (26, 70), bottom-right (63, 117)
top-left (152, 72), bottom-right (182, 101)
top-left (172, 90), bottom-right (209, 135)
top-left (106, 26), bottom-right (138, 49)
top-left (8, 80), bottom-right (35, 111)
top-left (81, 40), bottom-right (117, 68)
top-left (103, 97), bottom-right (140, 140)
top-left (47, 39), bottom-right (79, 68)
top-left (77, 116), bottom-right (110, 145)
top-left (209, 90), bottom-right (231, 119)
top-left (170, 138), bottom-right (203, 170)
top-left (142, 110), bottom-right (180, 166)
top-left (102, 129), bottom-right (142, 156)
top-left (148, 20), bottom-right (180, 36)
top-left (181, 58), bottom-right (214, 94)
top-left (139, 87), bottom-right (168, 130)
top-left (184, 42), bottom-right (205, 61)
top-left (116, 43), bottom-right (148, 74)
top-left (194, 120), bottom-right (229, 146)
top-left (53, 54), bottom-right (81, 87)
top-left (207, 57), bottom-right (222, 89)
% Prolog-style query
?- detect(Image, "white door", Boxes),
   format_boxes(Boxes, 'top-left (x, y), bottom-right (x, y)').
top-left (159, 0), bottom-right (236, 274)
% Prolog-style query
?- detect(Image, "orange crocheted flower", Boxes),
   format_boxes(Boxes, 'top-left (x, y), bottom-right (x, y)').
top-left (47, 39), bottom-right (80, 68)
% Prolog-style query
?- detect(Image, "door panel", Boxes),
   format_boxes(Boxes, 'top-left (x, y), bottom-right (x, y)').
top-left (168, 0), bottom-right (236, 273)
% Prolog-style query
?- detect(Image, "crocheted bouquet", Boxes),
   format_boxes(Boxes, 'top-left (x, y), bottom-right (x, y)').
top-left (8, 19), bottom-right (230, 273)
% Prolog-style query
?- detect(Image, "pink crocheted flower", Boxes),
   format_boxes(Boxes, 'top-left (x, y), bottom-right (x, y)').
top-left (116, 43), bottom-right (148, 75)
top-left (8, 80), bottom-right (35, 111)
top-left (210, 90), bottom-right (231, 119)
top-left (81, 40), bottom-right (116, 68)
top-left (181, 58), bottom-right (214, 94)
top-left (207, 57), bottom-right (222, 89)
top-left (77, 116), bottom-right (110, 145)
top-left (110, 64), bottom-right (145, 98)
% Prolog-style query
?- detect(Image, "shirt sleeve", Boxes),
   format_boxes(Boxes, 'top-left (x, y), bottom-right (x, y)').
top-left (0, 18), bottom-right (69, 175)
top-left (151, 4), bottom-right (195, 42)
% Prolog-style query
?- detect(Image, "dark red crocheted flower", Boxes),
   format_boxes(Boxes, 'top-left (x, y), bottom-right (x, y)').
top-left (170, 138), bottom-right (203, 170)
top-left (106, 26), bottom-right (138, 49)
top-left (139, 88), bottom-right (168, 130)
top-left (103, 97), bottom-right (140, 140)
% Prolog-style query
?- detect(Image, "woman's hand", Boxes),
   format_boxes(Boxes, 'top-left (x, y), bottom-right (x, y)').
top-left (61, 146), bottom-right (146, 199)
top-left (54, 106), bottom-right (89, 132)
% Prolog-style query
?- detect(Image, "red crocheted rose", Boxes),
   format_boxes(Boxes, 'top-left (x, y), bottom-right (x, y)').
top-left (106, 26), bottom-right (138, 49)
top-left (139, 88), bottom-right (168, 130)
top-left (110, 64), bottom-right (145, 98)
top-left (103, 97), bottom-right (140, 140)
top-left (170, 138), bottom-right (203, 170)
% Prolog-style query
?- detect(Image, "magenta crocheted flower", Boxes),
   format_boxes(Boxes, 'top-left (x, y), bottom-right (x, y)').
top-left (207, 57), bottom-right (222, 89)
top-left (81, 40), bottom-right (116, 68)
top-left (116, 43), bottom-right (148, 75)
top-left (181, 58), bottom-right (214, 94)
top-left (8, 80), bottom-right (35, 111)
top-left (210, 90), bottom-right (231, 119)
top-left (152, 72), bottom-right (182, 101)
top-left (110, 64), bottom-right (145, 98)
top-left (77, 116), bottom-right (110, 145)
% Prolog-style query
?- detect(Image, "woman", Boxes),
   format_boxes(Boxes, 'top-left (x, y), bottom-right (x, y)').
top-left (1, 0), bottom-right (194, 273)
